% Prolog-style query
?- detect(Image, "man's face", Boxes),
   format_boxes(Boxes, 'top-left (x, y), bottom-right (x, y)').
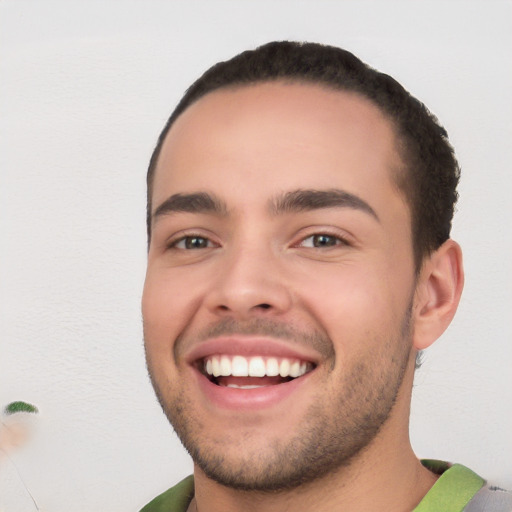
top-left (142, 83), bottom-right (418, 490)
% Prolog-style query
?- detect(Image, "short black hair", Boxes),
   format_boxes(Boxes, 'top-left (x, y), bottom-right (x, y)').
top-left (147, 41), bottom-right (460, 270)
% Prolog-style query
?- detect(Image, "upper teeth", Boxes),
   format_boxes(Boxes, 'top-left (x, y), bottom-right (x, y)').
top-left (204, 355), bottom-right (311, 378)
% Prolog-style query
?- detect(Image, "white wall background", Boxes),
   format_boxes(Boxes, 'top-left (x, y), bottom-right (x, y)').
top-left (0, 1), bottom-right (510, 510)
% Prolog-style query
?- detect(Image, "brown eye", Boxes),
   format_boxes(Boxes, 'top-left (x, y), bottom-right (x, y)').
top-left (186, 237), bottom-right (209, 249)
top-left (312, 234), bottom-right (338, 247)
top-left (300, 234), bottom-right (343, 248)
top-left (173, 236), bottom-right (212, 249)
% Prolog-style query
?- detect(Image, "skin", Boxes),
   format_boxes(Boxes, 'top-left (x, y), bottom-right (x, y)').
top-left (142, 83), bottom-right (463, 512)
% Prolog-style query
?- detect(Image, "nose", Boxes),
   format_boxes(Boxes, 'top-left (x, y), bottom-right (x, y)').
top-left (204, 243), bottom-right (293, 318)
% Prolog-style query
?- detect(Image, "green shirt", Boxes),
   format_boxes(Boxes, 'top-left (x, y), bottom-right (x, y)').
top-left (139, 461), bottom-right (489, 512)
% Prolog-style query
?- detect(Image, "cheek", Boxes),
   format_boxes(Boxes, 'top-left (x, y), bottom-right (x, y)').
top-left (142, 269), bottom-right (199, 353)
top-left (295, 263), bottom-right (407, 348)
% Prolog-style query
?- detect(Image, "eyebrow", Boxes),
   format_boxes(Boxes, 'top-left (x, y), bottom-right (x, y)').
top-left (152, 188), bottom-right (379, 224)
top-left (153, 192), bottom-right (228, 220)
top-left (270, 189), bottom-right (379, 221)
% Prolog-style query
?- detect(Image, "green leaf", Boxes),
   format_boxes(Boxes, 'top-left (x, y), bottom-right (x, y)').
top-left (4, 401), bottom-right (39, 415)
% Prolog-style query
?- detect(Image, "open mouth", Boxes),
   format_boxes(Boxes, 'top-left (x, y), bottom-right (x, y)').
top-left (199, 355), bottom-right (316, 389)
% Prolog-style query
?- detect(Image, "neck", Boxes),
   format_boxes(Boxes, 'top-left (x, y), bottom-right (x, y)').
top-left (192, 445), bottom-right (436, 512)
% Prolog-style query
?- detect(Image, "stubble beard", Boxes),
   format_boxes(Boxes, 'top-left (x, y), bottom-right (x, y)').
top-left (146, 308), bottom-right (413, 492)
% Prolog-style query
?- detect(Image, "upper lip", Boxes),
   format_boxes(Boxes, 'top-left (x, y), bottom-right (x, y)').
top-left (184, 336), bottom-right (321, 366)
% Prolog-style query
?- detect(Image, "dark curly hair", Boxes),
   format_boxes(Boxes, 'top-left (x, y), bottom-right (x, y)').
top-left (147, 41), bottom-right (459, 271)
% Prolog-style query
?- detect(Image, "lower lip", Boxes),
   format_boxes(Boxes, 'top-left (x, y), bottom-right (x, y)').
top-left (192, 368), bottom-right (313, 411)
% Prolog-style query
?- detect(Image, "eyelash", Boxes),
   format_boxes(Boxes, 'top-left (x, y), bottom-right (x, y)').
top-left (168, 234), bottom-right (217, 250)
top-left (297, 232), bottom-right (351, 249)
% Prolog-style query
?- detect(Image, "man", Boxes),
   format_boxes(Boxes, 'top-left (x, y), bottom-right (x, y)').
top-left (140, 42), bottom-right (511, 511)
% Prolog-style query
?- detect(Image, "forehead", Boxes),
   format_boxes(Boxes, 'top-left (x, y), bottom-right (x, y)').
top-left (153, 82), bottom-right (405, 217)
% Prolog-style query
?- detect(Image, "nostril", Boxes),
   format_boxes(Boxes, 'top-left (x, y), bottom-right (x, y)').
top-left (217, 304), bottom-right (271, 312)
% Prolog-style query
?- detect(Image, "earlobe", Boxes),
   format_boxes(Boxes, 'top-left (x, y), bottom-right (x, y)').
top-left (413, 239), bottom-right (464, 350)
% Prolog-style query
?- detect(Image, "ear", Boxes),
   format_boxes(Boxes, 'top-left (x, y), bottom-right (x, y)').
top-left (413, 239), bottom-right (464, 350)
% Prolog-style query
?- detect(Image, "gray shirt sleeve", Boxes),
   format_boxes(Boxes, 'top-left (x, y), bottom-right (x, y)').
top-left (463, 485), bottom-right (512, 512)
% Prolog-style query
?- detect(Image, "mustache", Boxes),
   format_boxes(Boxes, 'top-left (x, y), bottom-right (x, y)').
top-left (174, 317), bottom-right (335, 360)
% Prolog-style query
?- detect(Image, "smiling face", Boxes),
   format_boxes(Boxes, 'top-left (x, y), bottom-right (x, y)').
top-left (142, 83), bottom-right (419, 490)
